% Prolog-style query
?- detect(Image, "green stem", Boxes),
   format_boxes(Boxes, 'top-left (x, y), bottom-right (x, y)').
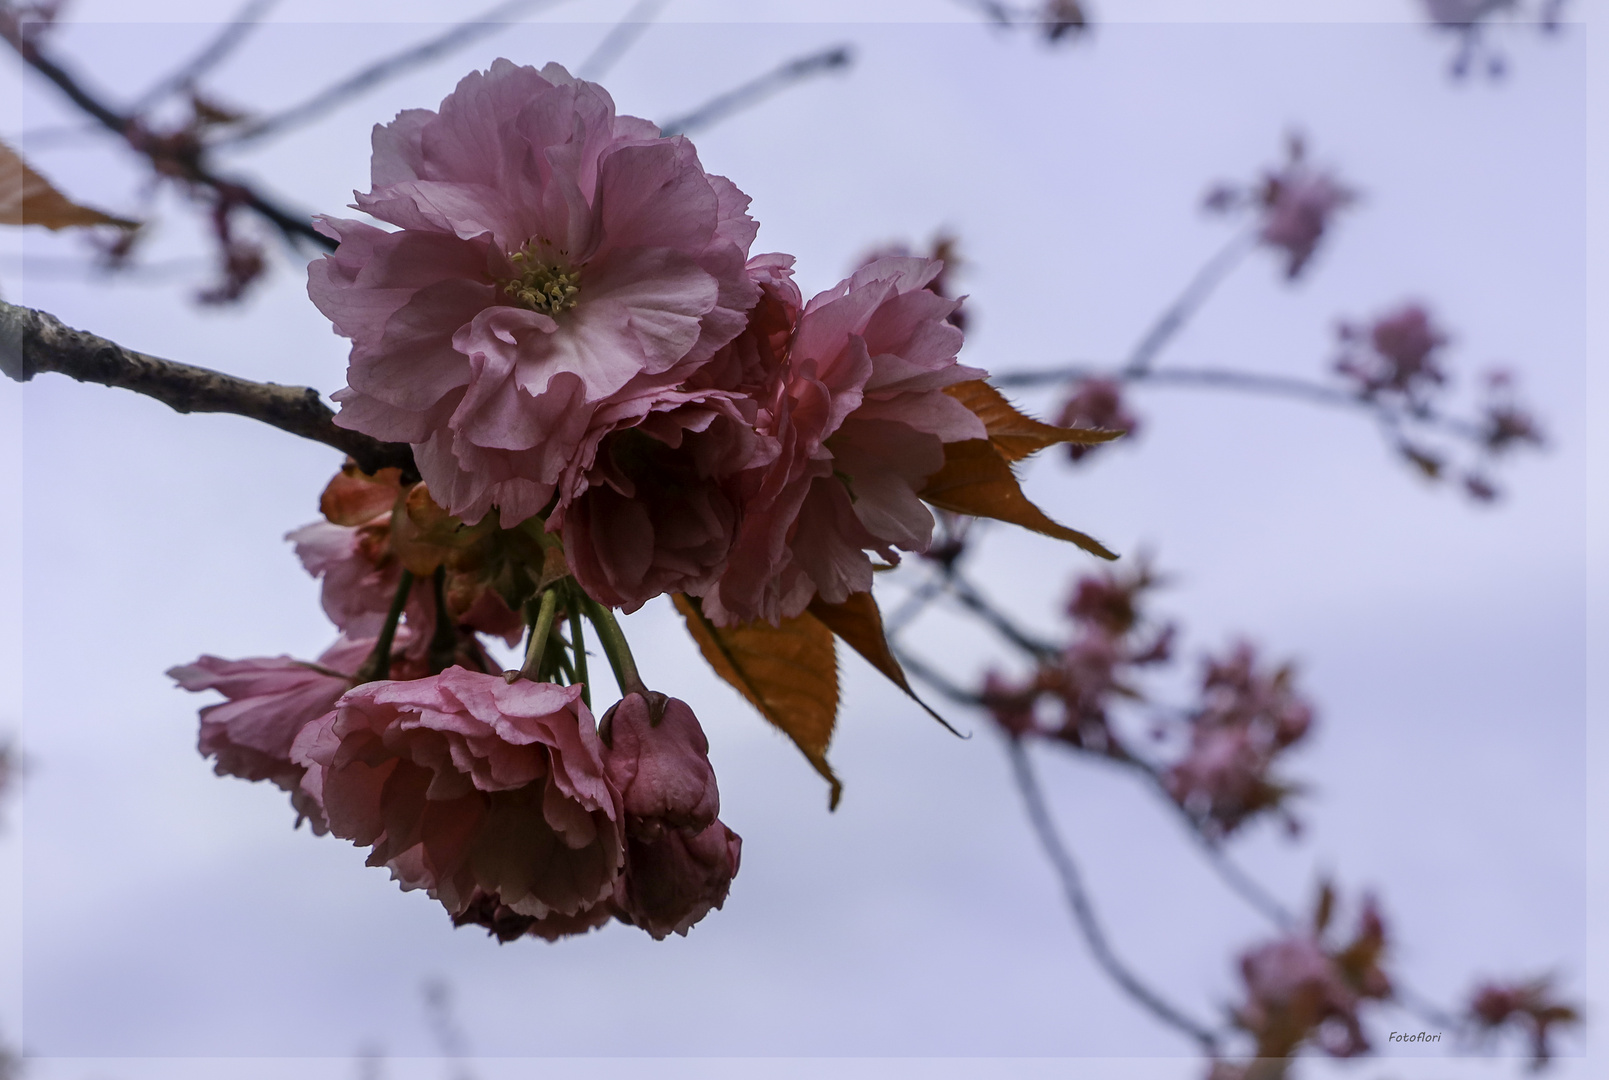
top-left (518, 586), bottom-right (560, 681)
top-left (427, 565), bottom-right (458, 673)
top-left (568, 593), bottom-right (591, 709)
top-left (580, 593), bottom-right (646, 697)
top-left (359, 569), bottom-right (414, 684)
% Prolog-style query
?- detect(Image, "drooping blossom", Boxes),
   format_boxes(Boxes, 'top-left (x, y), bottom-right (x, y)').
top-left (698, 256), bottom-right (987, 626)
top-left (613, 819), bottom-right (742, 941)
top-left (1335, 302), bottom-right (1449, 405)
top-left (1055, 378), bottom-right (1139, 463)
top-left (1467, 975), bottom-right (1581, 1067)
top-left (168, 634), bottom-right (380, 832)
top-left (597, 692), bottom-right (742, 939)
top-left (290, 669), bottom-right (624, 925)
top-left (309, 60), bottom-right (760, 527)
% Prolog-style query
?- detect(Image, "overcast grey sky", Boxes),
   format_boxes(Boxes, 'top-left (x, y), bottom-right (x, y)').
top-left (1, 3), bottom-right (1603, 1078)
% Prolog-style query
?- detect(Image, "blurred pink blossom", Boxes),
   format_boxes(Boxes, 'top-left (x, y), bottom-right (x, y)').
top-left (1054, 378), bottom-right (1139, 463)
top-left (1335, 303), bottom-right (1449, 405)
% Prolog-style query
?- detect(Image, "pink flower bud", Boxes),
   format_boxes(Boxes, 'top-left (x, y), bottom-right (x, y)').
top-left (600, 693), bottom-right (720, 839)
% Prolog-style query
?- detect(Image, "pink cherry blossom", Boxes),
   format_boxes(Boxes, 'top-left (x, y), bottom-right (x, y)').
top-left (698, 256), bottom-right (987, 626)
top-left (1335, 302), bottom-right (1449, 404)
top-left (309, 60), bottom-right (760, 527)
top-left (168, 634), bottom-right (375, 832)
top-left (1259, 163), bottom-right (1354, 279)
top-left (613, 819), bottom-right (742, 940)
top-left (291, 668), bottom-right (623, 921)
top-left (600, 692), bottom-right (720, 839)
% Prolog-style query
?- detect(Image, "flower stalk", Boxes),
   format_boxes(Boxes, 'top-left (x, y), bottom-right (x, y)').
top-left (355, 569), bottom-right (414, 684)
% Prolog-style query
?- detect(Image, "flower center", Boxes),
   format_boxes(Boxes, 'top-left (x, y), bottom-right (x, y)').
top-left (500, 242), bottom-right (580, 316)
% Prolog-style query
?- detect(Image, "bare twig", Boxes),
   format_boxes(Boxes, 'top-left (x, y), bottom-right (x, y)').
top-left (0, 22), bottom-right (332, 251)
top-left (949, 569), bottom-right (1060, 658)
top-left (1124, 227), bottom-right (1257, 375)
top-left (216, 0), bottom-right (562, 148)
top-left (992, 363), bottom-right (1488, 443)
top-left (1006, 736), bottom-right (1223, 1052)
top-left (659, 44), bottom-right (854, 137)
top-left (576, 0), bottom-right (667, 80)
top-left (131, 0), bottom-right (280, 111)
top-left (0, 299), bottom-right (413, 476)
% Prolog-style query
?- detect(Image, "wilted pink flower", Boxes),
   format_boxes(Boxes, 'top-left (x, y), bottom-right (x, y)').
top-left (168, 634), bottom-right (379, 831)
top-left (613, 819), bottom-right (741, 940)
top-left (1055, 378), bottom-right (1138, 463)
top-left (600, 693), bottom-right (719, 838)
top-left (310, 60), bottom-right (760, 527)
top-left (698, 256), bottom-right (987, 626)
top-left (1335, 303), bottom-right (1449, 405)
top-left (1468, 975), bottom-right (1580, 1067)
top-left (291, 669), bottom-right (623, 922)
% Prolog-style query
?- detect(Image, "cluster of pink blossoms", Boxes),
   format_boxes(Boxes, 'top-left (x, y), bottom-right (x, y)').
top-left (981, 563), bottom-right (1315, 839)
top-left (172, 59), bottom-right (1073, 942)
top-left (309, 59), bottom-right (987, 623)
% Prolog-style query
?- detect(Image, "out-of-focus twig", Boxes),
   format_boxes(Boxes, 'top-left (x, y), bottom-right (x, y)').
top-left (1124, 227), bottom-right (1257, 376)
top-left (0, 299), bottom-right (414, 476)
top-left (1006, 736), bottom-right (1223, 1052)
top-left (216, 0), bottom-right (563, 148)
top-left (992, 363), bottom-right (1489, 445)
top-left (0, 18), bottom-right (331, 251)
top-left (576, 0), bottom-right (667, 81)
top-left (130, 0), bottom-right (280, 111)
top-left (659, 44), bottom-right (854, 137)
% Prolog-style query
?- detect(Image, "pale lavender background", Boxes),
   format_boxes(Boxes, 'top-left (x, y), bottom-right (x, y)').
top-left (0, 2), bottom-right (1602, 1078)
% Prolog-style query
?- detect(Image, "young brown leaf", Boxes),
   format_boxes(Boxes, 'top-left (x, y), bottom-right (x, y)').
top-left (672, 594), bottom-right (842, 808)
top-left (921, 438), bottom-right (1118, 560)
top-left (0, 139), bottom-right (138, 231)
top-left (946, 379), bottom-right (1123, 462)
top-left (808, 591), bottom-right (963, 737)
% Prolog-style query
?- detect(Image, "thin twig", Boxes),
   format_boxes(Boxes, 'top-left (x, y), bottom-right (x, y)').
top-left (659, 44), bottom-right (854, 137)
top-left (131, 0), bottom-right (280, 111)
top-left (992, 363), bottom-right (1487, 443)
top-left (948, 570), bottom-right (1060, 658)
top-left (1124, 227), bottom-right (1258, 376)
top-left (0, 299), bottom-right (414, 476)
top-left (576, 0), bottom-right (667, 81)
top-left (216, 0), bottom-right (562, 148)
top-left (1006, 736), bottom-right (1223, 1052)
top-left (0, 24), bottom-right (331, 250)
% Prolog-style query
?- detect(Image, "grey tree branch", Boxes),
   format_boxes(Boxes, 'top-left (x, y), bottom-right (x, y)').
top-left (0, 300), bottom-right (414, 476)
